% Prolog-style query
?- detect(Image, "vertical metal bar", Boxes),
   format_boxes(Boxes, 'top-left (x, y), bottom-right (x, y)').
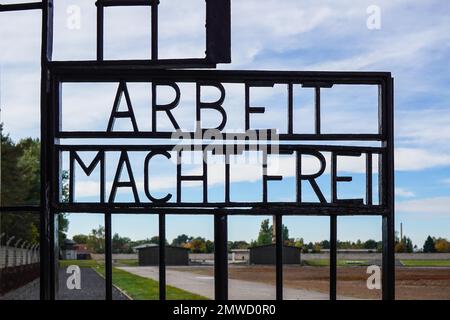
top-left (176, 150), bottom-right (181, 203)
top-left (203, 152), bottom-right (208, 203)
top-left (225, 154), bottom-right (230, 203)
top-left (296, 151), bottom-right (301, 202)
top-left (100, 151), bottom-right (105, 203)
top-left (51, 77), bottom-right (61, 300)
top-left (244, 84), bottom-right (250, 130)
top-left (151, 0), bottom-right (159, 60)
top-left (206, 0), bottom-right (231, 63)
top-left (69, 152), bottom-right (75, 203)
top-left (159, 213), bottom-right (166, 300)
top-left (214, 213), bottom-right (228, 300)
top-left (50, 213), bottom-right (58, 299)
top-left (275, 214), bottom-right (283, 300)
top-left (366, 153), bottom-right (373, 205)
top-left (315, 86), bottom-right (321, 134)
top-left (40, 0), bottom-right (54, 300)
top-left (96, 3), bottom-right (104, 61)
top-left (288, 83), bottom-right (293, 134)
top-left (105, 213), bottom-right (113, 300)
top-left (382, 77), bottom-right (395, 300)
top-left (330, 215), bottom-right (337, 300)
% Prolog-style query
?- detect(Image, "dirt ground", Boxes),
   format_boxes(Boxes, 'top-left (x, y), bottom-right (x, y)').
top-left (170, 265), bottom-right (450, 300)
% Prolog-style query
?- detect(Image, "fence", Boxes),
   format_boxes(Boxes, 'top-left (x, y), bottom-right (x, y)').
top-left (0, 246), bottom-right (40, 269)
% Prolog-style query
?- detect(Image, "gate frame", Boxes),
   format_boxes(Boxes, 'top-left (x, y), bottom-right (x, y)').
top-left (0, 0), bottom-right (395, 301)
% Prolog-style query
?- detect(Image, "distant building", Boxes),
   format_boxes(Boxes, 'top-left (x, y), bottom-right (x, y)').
top-left (74, 244), bottom-right (91, 260)
top-left (61, 240), bottom-right (92, 260)
top-left (136, 244), bottom-right (189, 266)
top-left (62, 239), bottom-right (77, 260)
top-left (230, 249), bottom-right (249, 262)
top-left (249, 244), bottom-right (301, 265)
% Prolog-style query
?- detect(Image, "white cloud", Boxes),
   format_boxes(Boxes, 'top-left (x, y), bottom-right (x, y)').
top-left (395, 148), bottom-right (450, 171)
top-left (2, 0), bottom-right (450, 176)
top-left (397, 109), bottom-right (450, 148)
top-left (397, 196), bottom-right (450, 217)
top-left (395, 188), bottom-right (415, 198)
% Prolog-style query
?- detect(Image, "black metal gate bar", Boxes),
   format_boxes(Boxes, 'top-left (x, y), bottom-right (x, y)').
top-left (40, 0), bottom-right (54, 300)
top-left (51, 213), bottom-right (58, 299)
top-left (275, 214), bottom-right (283, 300)
top-left (1, 1), bottom-right (396, 301)
top-left (96, 0), bottom-right (159, 61)
top-left (159, 212), bottom-right (166, 300)
top-left (214, 213), bottom-right (228, 300)
top-left (381, 78), bottom-right (395, 300)
top-left (105, 213), bottom-right (113, 300)
top-left (0, 2), bottom-right (42, 11)
top-left (329, 215), bottom-right (337, 300)
top-left (151, 0), bottom-right (158, 60)
top-left (96, 1), bottom-right (104, 61)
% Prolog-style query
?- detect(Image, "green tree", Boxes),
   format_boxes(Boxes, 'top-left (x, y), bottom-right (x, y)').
top-left (0, 127), bottom-right (69, 245)
top-left (73, 234), bottom-right (89, 244)
top-left (171, 234), bottom-right (193, 247)
top-left (364, 239), bottom-right (378, 250)
top-left (257, 219), bottom-right (272, 245)
top-left (87, 226), bottom-right (105, 253)
top-left (112, 233), bottom-right (132, 253)
top-left (190, 237), bottom-right (207, 253)
top-left (205, 240), bottom-right (214, 253)
top-left (58, 171), bottom-right (70, 246)
top-left (423, 236), bottom-right (436, 253)
top-left (320, 240), bottom-right (330, 249)
top-left (228, 241), bottom-right (249, 250)
top-left (434, 238), bottom-right (450, 253)
top-left (396, 236), bottom-right (413, 253)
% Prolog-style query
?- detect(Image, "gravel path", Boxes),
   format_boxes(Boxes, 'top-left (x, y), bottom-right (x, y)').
top-left (1, 268), bottom-right (129, 300)
top-left (58, 267), bottom-right (128, 300)
top-left (0, 278), bottom-right (40, 300)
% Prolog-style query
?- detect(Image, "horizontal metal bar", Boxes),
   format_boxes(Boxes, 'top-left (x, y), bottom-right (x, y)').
top-left (96, 0), bottom-right (154, 6)
top-left (57, 131), bottom-right (383, 141)
top-left (50, 67), bottom-right (391, 84)
top-left (0, 2), bottom-right (42, 12)
top-left (50, 59), bottom-right (215, 70)
top-left (56, 143), bottom-right (384, 153)
top-left (0, 205), bottom-right (41, 212)
top-left (55, 203), bottom-right (387, 216)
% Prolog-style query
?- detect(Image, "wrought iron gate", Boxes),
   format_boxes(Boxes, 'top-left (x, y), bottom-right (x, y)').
top-left (0, 0), bottom-right (395, 300)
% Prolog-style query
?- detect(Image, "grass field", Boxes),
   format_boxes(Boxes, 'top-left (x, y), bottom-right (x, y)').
top-left (59, 259), bottom-right (99, 268)
top-left (59, 260), bottom-right (207, 300)
top-left (303, 259), bottom-right (369, 267)
top-left (113, 259), bottom-right (139, 267)
top-left (401, 260), bottom-right (450, 267)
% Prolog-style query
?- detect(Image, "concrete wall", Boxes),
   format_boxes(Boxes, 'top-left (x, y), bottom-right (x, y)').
top-left (250, 245), bottom-right (301, 265)
top-left (138, 247), bottom-right (189, 266)
top-left (188, 253), bottom-right (250, 262)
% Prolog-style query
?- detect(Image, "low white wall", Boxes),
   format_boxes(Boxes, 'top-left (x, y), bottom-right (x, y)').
top-left (302, 252), bottom-right (450, 260)
top-left (0, 246), bottom-right (40, 268)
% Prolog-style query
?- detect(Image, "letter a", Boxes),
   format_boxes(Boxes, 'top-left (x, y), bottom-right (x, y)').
top-left (107, 81), bottom-right (139, 132)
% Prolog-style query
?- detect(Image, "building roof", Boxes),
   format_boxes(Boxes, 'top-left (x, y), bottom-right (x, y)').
top-left (249, 244), bottom-right (302, 250)
top-left (135, 244), bottom-right (190, 251)
top-left (133, 243), bottom-right (158, 250)
top-left (231, 249), bottom-right (250, 252)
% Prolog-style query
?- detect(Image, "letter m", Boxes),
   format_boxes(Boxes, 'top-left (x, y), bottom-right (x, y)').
top-left (69, 151), bottom-right (105, 203)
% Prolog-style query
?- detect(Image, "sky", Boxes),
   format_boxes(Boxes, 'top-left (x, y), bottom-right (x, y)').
top-left (1, 0), bottom-right (450, 248)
